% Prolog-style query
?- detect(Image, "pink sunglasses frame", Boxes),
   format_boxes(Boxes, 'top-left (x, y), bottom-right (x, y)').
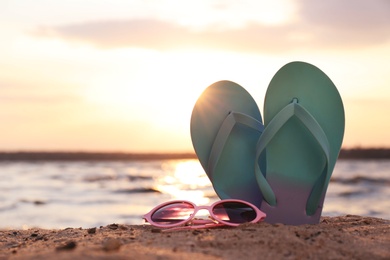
top-left (143, 199), bottom-right (266, 231)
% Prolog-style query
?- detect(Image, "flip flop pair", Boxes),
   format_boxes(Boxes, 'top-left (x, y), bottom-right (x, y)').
top-left (190, 61), bottom-right (345, 225)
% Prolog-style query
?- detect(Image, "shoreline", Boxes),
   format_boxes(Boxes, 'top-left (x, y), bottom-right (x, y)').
top-left (1, 148), bottom-right (390, 161)
top-left (1, 215), bottom-right (389, 259)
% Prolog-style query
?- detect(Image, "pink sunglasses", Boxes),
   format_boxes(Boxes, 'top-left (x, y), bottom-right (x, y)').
top-left (143, 199), bottom-right (266, 231)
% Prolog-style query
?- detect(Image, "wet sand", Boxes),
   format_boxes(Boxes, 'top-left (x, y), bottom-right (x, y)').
top-left (0, 215), bottom-right (389, 259)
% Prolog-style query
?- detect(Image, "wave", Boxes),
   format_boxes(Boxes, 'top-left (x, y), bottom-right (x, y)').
top-left (114, 187), bottom-right (160, 194)
top-left (83, 175), bottom-right (153, 182)
top-left (331, 176), bottom-right (390, 185)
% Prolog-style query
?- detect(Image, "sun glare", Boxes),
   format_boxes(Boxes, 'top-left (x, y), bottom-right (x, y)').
top-left (81, 49), bottom-right (249, 132)
top-left (154, 160), bottom-right (214, 205)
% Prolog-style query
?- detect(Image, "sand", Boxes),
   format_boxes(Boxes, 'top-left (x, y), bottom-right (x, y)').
top-left (0, 215), bottom-right (389, 260)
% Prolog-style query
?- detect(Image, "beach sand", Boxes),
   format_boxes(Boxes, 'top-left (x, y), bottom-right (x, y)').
top-left (1, 215), bottom-right (389, 260)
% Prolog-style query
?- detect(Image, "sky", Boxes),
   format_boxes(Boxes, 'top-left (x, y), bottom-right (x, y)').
top-left (0, 0), bottom-right (389, 153)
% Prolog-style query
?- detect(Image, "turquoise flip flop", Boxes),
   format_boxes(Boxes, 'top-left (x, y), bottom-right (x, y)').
top-left (255, 61), bottom-right (345, 225)
top-left (191, 80), bottom-right (265, 208)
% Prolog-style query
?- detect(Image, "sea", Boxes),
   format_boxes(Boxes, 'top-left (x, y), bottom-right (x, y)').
top-left (0, 158), bottom-right (389, 229)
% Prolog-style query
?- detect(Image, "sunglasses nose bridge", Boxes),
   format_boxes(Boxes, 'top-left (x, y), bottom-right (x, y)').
top-left (192, 206), bottom-right (213, 218)
top-left (196, 205), bottom-right (210, 211)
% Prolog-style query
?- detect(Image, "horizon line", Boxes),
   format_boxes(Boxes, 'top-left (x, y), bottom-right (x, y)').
top-left (0, 147), bottom-right (390, 160)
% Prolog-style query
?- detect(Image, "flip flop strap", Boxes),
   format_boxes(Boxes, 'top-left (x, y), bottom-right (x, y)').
top-left (207, 111), bottom-right (264, 176)
top-left (255, 99), bottom-right (330, 215)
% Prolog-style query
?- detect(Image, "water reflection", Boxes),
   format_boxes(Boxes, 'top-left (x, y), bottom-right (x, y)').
top-left (0, 159), bottom-right (388, 229)
top-left (154, 160), bottom-right (216, 205)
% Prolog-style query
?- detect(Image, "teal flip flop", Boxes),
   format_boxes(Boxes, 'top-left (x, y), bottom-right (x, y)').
top-left (191, 80), bottom-right (265, 208)
top-left (255, 61), bottom-right (345, 225)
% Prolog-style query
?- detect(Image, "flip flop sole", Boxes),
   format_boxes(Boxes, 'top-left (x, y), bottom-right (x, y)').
top-left (259, 61), bottom-right (345, 224)
top-left (191, 80), bottom-right (264, 207)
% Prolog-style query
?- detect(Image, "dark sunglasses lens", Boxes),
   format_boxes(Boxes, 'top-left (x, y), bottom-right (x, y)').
top-left (151, 202), bottom-right (194, 225)
top-left (212, 202), bottom-right (257, 224)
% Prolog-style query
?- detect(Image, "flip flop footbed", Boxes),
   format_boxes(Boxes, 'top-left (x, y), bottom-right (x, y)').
top-left (191, 80), bottom-right (264, 208)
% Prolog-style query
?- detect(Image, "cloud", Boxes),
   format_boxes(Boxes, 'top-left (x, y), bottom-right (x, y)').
top-left (298, 0), bottom-right (390, 30)
top-left (34, 19), bottom-right (290, 52)
top-left (33, 0), bottom-right (390, 52)
top-left (296, 0), bottom-right (390, 48)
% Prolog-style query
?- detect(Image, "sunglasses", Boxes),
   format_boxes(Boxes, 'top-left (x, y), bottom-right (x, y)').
top-left (143, 199), bottom-right (266, 231)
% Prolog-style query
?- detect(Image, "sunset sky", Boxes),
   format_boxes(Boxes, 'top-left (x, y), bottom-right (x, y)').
top-left (1, 0), bottom-right (389, 152)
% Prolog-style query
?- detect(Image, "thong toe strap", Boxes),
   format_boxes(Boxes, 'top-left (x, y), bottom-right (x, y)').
top-left (207, 111), bottom-right (264, 176)
top-left (255, 98), bottom-right (330, 215)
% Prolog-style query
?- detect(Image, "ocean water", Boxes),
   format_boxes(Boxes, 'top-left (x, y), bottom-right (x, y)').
top-left (0, 159), bottom-right (389, 229)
